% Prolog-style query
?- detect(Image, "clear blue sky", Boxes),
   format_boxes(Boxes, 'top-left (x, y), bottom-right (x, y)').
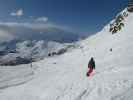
top-left (0, 0), bottom-right (128, 35)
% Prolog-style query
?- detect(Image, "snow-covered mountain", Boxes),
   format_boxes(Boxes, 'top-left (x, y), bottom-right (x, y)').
top-left (0, 40), bottom-right (76, 65)
top-left (0, 7), bottom-right (133, 100)
top-left (0, 23), bottom-right (80, 65)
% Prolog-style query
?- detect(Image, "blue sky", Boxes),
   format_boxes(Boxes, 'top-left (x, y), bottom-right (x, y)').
top-left (0, 0), bottom-right (128, 35)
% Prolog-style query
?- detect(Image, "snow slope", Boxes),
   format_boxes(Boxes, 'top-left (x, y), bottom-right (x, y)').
top-left (0, 8), bottom-right (133, 100)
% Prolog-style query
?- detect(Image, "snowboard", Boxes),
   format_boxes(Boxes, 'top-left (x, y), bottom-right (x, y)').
top-left (86, 70), bottom-right (96, 77)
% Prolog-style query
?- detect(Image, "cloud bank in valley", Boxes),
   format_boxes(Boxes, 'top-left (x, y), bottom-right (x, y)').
top-left (0, 21), bottom-right (78, 43)
top-left (0, 29), bottom-right (15, 43)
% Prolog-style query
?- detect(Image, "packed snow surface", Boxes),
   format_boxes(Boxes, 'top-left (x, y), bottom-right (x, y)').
top-left (0, 9), bottom-right (133, 100)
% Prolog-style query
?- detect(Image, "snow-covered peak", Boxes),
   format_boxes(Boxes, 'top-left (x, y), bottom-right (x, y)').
top-left (0, 40), bottom-right (74, 66)
top-left (81, 7), bottom-right (133, 46)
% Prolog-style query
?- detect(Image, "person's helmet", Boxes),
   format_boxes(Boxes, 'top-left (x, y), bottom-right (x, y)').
top-left (91, 57), bottom-right (94, 61)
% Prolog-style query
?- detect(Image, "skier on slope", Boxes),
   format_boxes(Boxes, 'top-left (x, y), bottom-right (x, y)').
top-left (87, 57), bottom-right (95, 77)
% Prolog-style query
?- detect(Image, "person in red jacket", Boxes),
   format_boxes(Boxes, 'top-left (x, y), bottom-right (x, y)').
top-left (87, 57), bottom-right (95, 77)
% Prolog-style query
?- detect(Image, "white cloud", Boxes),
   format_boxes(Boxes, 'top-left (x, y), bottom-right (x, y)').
top-left (0, 21), bottom-right (72, 43)
top-left (0, 30), bottom-right (15, 42)
top-left (10, 9), bottom-right (24, 17)
top-left (36, 17), bottom-right (48, 22)
top-left (0, 22), bottom-right (63, 30)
